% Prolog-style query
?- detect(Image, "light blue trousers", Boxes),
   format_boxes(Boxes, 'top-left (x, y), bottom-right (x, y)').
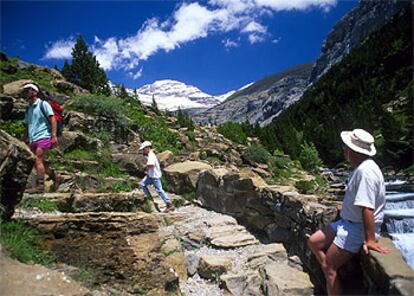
top-left (140, 176), bottom-right (171, 205)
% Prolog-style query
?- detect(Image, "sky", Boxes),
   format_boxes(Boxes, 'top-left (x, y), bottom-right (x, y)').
top-left (1, 0), bottom-right (357, 95)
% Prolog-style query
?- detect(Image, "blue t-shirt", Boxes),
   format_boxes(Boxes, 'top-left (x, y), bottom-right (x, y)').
top-left (25, 99), bottom-right (54, 143)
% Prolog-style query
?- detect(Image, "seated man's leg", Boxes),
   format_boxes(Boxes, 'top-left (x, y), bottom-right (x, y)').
top-left (308, 225), bottom-right (336, 265)
top-left (140, 176), bottom-right (152, 197)
top-left (323, 243), bottom-right (354, 295)
top-left (152, 178), bottom-right (171, 205)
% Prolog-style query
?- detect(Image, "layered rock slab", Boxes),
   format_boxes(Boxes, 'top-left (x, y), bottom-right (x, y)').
top-left (24, 212), bottom-right (178, 294)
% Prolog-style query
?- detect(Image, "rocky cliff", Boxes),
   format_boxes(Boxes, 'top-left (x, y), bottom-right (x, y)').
top-left (193, 62), bottom-right (313, 127)
top-left (309, 0), bottom-right (410, 83)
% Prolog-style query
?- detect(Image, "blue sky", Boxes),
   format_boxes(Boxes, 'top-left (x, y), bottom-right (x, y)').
top-left (2, 0), bottom-right (357, 95)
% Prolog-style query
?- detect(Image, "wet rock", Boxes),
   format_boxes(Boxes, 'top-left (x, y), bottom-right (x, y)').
top-left (198, 255), bottom-right (232, 280)
top-left (361, 237), bottom-right (414, 296)
top-left (0, 130), bottom-right (35, 220)
top-left (164, 161), bottom-right (212, 194)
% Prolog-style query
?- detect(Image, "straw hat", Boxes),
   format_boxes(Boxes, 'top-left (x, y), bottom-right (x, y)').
top-left (340, 129), bottom-right (376, 156)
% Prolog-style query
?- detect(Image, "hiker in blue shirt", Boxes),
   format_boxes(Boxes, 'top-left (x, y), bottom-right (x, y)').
top-left (23, 83), bottom-right (58, 193)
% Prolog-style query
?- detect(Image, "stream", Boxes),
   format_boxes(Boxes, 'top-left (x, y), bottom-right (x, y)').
top-left (384, 179), bottom-right (414, 270)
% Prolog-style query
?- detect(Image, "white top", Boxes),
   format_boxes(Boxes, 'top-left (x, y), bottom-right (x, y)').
top-left (340, 159), bottom-right (386, 224)
top-left (147, 151), bottom-right (162, 178)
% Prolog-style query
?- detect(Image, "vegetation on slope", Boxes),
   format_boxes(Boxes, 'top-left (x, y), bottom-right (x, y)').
top-left (258, 7), bottom-right (413, 169)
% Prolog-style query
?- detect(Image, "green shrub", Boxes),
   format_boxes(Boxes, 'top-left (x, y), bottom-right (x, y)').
top-left (176, 109), bottom-right (195, 131)
top-left (243, 144), bottom-right (270, 164)
top-left (19, 198), bottom-right (59, 212)
top-left (69, 95), bottom-right (129, 127)
top-left (299, 141), bottom-right (323, 173)
top-left (63, 148), bottom-right (96, 161)
top-left (295, 180), bottom-right (317, 194)
top-left (0, 120), bottom-right (25, 139)
top-left (0, 220), bottom-right (55, 265)
top-left (217, 122), bottom-right (247, 145)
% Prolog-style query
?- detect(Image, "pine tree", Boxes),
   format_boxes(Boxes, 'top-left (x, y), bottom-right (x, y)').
top-left (151, 95), bottom-right (160, 114)
top-left (61, 59), bottom-right (72, 81)
top-left (69, 35), bottom-right (110, 95)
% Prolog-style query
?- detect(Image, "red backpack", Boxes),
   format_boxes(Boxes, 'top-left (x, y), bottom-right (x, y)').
top-left (39, 99), bottom-right (64, 136)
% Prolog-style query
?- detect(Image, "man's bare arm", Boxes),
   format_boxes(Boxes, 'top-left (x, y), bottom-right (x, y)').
top-left (362, 207), bottom-right (390, 254)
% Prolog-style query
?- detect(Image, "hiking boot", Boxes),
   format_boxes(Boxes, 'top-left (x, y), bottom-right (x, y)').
top-left (25, 185), bottom-right (45, 194)
top-left (164, 203), bottom-right (175, 213)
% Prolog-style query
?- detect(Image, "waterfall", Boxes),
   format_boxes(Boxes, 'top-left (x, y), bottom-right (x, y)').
top-left (384, 181), bottom-right (414, 270)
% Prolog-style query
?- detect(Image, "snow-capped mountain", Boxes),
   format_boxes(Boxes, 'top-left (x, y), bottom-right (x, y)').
top-left (135, 80), bottom-right (229, 111)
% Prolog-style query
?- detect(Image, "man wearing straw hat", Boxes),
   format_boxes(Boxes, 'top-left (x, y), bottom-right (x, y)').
top-left (308, 129), bottom-right (389, 295)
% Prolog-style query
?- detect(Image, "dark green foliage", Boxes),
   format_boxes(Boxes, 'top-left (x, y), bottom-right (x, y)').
top-left (217, 122), bottom-right (248, 145)
top-left (299, 142), bottom-right (323, 173)
top-left (0, 120), bottom-right (25, 139)
top-left (260, 7), bottom-right (413, 169)
top-left (0, 220), bottom-right (55, 265)
top-left (151, 95), bottom-right (160, 114)
top-left (113, 83), bottom-right (129, 99)
top-left (61, 59), bottom-right (72, 81)
top-left (243, 144), bottom-right (270, 164)
top-left (176, 108), bottom-right (195, 131)
top-left (295, 180), bottom-right (317, 194)
top-left (68, 35), bottom-right (110, 95)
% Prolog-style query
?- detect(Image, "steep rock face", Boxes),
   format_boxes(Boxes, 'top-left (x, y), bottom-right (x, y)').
top-left (0, 130), bottom-right (35, 220)
top-left (309, 0), bottom-right (410, 83)
top-left (193, 62), bottom-right (313, 127)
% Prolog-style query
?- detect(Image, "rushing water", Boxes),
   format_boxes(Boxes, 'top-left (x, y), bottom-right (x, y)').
top-left (384, 180), bottom-right (414, 270)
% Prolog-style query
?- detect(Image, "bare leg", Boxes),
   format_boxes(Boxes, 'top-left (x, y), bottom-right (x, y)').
top-left (34, 147), bottom-right (46, 179)
top-left (308, 225), bottom-right (336, 265)
top-left (323, 243), bottom-right (354, 295)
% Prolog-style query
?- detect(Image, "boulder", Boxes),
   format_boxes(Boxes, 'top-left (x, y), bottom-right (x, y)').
top-left (2, 79), bottom-right (34, 97)
top-left (0, 246), bottom-right (89, 296)
top-left (51, 79), bottom-right (89, 95)
top-left (0, 130), bottom-right (35, 220)
top-left (111, 153), bottom-right (146, 177)
top-left (221, 270), bottom-right (263, 296)
top-left (25, 212), bottom-right (178, 294)
top-left (263, 263), bottom-right (313, 295)
top-left (157, 150), bottom-right (174, 168)
top-left (198, 255), bottom-right (232, 279)
top-left (164, 161), bottom-right (212, 194)
top-left (57, 130), bottom-right (103, 153)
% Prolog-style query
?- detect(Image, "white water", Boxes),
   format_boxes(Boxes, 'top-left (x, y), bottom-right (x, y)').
top-left (384, 185), bottom-right (414, 271)
top-left (389, 233), bottom-right (414, 270)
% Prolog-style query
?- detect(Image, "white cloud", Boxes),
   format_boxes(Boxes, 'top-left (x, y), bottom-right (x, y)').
top-left (130, 67), bottom-right (143, 80)
top-left (222, 38), bottom-right (239, 48)
top-left (92, 37), bottom-right (119, 70)
top-left (44, 38), bottom-right (75, 59)
top-left (45, 0), bottom-right (336, 71)
top-left (272, 36), bottom-right (282, 43)
top-left (241, 21), bottom-right (267, 34)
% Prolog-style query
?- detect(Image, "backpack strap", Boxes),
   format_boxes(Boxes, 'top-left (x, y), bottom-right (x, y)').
top-left (39, 100), bottom-right (51, 125)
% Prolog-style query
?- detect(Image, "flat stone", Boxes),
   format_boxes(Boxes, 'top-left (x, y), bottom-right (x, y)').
top-left (264, 262), bottom-right (313, 295)
top-left (198, 255), bottom-right (232, 279)
top-left (220, 270), bottom-right (263, 296)
top-left (210, 232), bottom-right (258, 249)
